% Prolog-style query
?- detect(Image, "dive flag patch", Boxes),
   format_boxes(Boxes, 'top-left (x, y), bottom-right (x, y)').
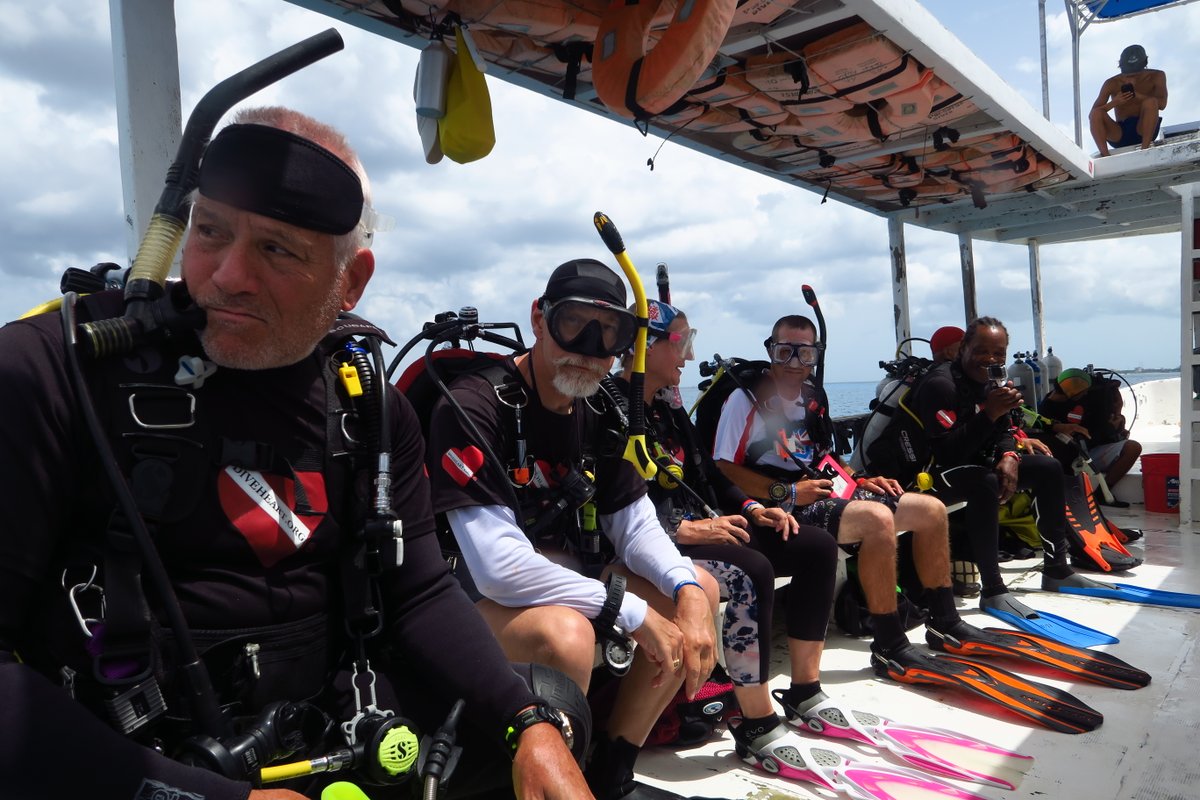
top-left (936, 409), bottom-right (956, 429)
top-left (1068, 405), bottom-right (1084, 423)
top-left (218, 467), bottom-right (327, 567)
top-left (442, 445), bottom-right (485, 486)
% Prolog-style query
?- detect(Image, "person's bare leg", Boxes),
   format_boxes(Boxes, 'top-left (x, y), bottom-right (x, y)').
top-left (477, 600), bottom-right (597, 690)
top-left (1105, 440), bottom-right (1143, 487)
top-left (1089, 107), bottom-right (1121, 156)
top-left (894, 493), bottom-right (952, 591)
top-left (837, 501), bottom-right (899, 613)
top-left (604, 572), bottom-right (689, 746)
top-left (1138, 100), bottom-right (1160, 148)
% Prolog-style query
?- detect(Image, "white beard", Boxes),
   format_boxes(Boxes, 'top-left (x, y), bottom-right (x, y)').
top-left (551, 354), bottom-right (608, 398)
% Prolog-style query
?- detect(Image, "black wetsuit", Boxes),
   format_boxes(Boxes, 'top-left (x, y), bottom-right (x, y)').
top-left (0, 290), bottom-right (538, 800)
top-left (908, 362), bottom-right (1071, 593)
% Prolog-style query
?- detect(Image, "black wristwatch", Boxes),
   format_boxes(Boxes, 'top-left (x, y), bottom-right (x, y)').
top-left (767, 481), bottom-right (790, 503)
top-left (505, 702), bottom-right (574, 755)
top-left (595, 574), bottom-right (636, 675)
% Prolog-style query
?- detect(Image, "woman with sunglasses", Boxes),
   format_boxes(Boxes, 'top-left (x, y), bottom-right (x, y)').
top-left (615, 300), bottom-right (846, 781)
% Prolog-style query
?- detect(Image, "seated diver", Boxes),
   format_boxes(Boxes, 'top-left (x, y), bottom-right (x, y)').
top-left (708, 314), bottom-right (999, 682)
top-left (896, 317), bottom-right (1106, 621)
top-left (1037, 367), bottom-right (1142, 508)
top-left (426, 259), bottom-right (720, 800)
top-left (0, 107), bottom-right (588, 799)
top-left (612, 300), bottom-right (846, 778)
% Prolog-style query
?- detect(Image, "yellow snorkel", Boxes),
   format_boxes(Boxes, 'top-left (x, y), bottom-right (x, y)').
top-left (593, 211), bottom-right (657, 480)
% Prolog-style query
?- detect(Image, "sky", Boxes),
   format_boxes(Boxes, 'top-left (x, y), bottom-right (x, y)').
top-left (1, 0), bottom-right (1197, 383)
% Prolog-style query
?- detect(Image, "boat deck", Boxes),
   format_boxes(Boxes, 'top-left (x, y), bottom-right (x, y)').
top-left (636, 503), bottom-right (1200, 800)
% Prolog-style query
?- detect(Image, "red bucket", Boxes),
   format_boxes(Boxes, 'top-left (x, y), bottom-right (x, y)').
top-left (1140, 453), bottom-right (1180, 513)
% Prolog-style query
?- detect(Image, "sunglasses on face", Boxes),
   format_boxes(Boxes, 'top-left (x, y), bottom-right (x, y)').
top-left (541, 297), bottom-right (638, 358)
top-left (764, 338), bottom-right (823, 366)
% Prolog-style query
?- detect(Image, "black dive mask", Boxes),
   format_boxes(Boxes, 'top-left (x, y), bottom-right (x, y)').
top-left (542, 298), bottom-right (638, 358)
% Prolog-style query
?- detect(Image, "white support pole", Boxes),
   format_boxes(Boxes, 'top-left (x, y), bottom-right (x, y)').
top-left (1028, 240), bottom-right (1047, 359)
top-left (1066, 1), bottom-right (1084, 146)
top-left (888, 217), bottom-right (912, 354)
top-left (957, 232), bottom-right (978, 325)
top-left (109, 0), bottom-right (183, 266)
top-left (1038, 0), bottom-right (1051, 119)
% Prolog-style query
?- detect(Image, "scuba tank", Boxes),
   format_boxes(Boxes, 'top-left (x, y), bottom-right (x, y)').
top-left (1008, 352), bottom-right (1032, 396)
top-left (850, 376), bottom-right (907, 473)
top-left (1043, 347), bottom-right (1062, 392)
top-left (1025, 351), bottom-right (1043, 404)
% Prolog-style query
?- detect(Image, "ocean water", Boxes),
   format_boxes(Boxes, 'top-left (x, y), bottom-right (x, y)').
top-left (677, 371), bottom-right (1179, 421)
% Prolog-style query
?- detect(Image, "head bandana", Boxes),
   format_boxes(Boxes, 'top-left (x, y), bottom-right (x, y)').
top-left (198, 123), bottom-right (364, 235)
top-left (645, 299), bottom-right (680, 340)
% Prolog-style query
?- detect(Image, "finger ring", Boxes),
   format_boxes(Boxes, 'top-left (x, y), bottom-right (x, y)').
top-left (672, 659), bottom-right (682, 670)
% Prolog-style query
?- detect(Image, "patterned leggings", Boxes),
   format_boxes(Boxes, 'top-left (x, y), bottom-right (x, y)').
top-left (682, 543), bottom-right (775, 686)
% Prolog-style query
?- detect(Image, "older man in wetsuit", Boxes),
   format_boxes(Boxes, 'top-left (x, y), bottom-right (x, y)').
top-left (1089, 44), bottom-right (1167, 156)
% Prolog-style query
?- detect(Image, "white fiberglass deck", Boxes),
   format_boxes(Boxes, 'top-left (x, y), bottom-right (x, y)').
top-left (636, 506), bottom-right (1200, 800)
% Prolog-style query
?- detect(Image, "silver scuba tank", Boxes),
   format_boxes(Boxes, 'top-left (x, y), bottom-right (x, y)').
top-left (1043, 347), bottom-right (1063, 392)
top-left (1008, 352), bottom-right (1032, 396)
top-left (1026, 351), bottom-right (1044, 404)
top-left (850, 377), bottom-right (906, 473)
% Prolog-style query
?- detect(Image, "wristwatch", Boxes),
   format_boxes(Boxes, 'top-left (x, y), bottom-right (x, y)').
top-left (505, 702), bottom-right (574, 754)
top-left (595, 574), bottom-right (636, 675)
top-left (767, 481), bottom-right (790, 503)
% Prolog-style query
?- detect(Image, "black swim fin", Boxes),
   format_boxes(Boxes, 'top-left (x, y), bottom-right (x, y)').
top-left (926, 621), bottom-right (1150, 690)
top-left (871, 643), bottom-right (1103, 734)
top-left (1065, 474), bottom-right (1142, 572)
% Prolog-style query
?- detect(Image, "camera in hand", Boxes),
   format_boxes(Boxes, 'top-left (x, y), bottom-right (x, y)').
top-left (1121, 82), bottom-right (1134, 94)
top-left (986, 363), bottom-right (1008, 388)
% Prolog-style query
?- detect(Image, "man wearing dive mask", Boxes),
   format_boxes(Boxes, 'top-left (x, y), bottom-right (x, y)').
top-left (427, 259), bottom-right (719, 800)
top-left (713, 315), bottom-right (989, 680)
top-left (0, 107), bottom-right (587, 800)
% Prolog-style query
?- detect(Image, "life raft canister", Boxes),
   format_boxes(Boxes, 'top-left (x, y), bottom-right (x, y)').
top-left (592, 0), bottom-right (739, 119)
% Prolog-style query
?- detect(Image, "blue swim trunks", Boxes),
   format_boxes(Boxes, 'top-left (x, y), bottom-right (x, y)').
top-left (1108, 116), bottom-right (1161, 148)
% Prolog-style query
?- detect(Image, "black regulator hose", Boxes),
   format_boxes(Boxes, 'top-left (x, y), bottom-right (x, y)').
top-left (80, 28), bottom-right (346, 358)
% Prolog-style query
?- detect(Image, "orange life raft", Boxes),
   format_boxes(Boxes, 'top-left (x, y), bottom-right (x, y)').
top-left (592, 0), bottom-right (739, 119)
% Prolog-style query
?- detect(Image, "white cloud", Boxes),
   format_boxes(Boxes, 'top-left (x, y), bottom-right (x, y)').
top-left (0, 0), bottom-right (1194, 385)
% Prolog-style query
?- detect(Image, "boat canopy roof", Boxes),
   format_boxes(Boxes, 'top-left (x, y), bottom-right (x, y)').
top-left (1072, 0), bottom-right (1199, 22)
top-left (285, 0), bottom-right (1200, 245)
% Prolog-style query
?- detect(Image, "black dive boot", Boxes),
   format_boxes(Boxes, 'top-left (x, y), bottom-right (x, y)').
top-left (585, 735), bottom-right (716, 800)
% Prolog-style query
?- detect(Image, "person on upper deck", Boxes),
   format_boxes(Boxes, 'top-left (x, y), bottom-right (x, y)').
top-left (1089, 44), bottom-right (1167, 156)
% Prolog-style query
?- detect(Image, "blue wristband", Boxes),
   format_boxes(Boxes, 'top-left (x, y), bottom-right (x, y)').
top-left (672, 579), bottom-right (702, 603)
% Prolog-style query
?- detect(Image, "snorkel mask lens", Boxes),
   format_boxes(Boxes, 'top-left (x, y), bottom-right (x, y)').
top-left (544, 298), bottom-right (637, 358)
top-left (653, 328), bottom-right (698, 360)
top-left (766, 340), bottom-right (822, 366)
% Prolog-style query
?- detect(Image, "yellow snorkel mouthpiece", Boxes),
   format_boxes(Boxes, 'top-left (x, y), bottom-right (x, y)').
top-left (593, 211), bottom-right (656, 480)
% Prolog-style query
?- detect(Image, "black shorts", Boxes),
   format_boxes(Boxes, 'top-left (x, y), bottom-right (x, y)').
top-left (1108, 115), bottom-right (1160, 147)
top-left (794, 486), bottom-right (900, 551)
